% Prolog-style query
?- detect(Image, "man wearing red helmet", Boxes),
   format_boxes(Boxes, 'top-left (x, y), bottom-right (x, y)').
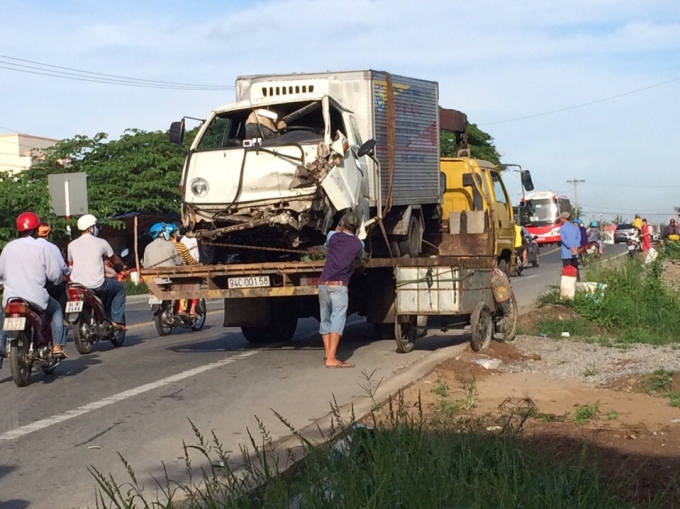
top-left (0, 212), bottom-right (69, 362)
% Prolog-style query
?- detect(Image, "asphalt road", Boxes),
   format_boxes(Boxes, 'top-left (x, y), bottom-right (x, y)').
top-left (0, 244), bottom-right (626, 508)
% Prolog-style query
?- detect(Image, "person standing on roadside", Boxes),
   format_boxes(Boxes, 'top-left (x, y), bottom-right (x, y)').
top-left (558, 212), bottom-right (581, 270)
top-left (318, 212), bottom-right (364, 369)
top-left (641, 218), bottom-right (651, 252)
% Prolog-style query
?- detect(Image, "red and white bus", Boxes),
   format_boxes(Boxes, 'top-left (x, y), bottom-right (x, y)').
top-left (516, 191), bottom-right (572, 246)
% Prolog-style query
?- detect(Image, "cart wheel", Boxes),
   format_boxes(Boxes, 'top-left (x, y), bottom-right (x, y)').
top-left (394, 315), bottom-right (417, 353)
top-left (470, 303), bottom-right (493, 352)
top-left (494, 294), bottom-right (518, 342)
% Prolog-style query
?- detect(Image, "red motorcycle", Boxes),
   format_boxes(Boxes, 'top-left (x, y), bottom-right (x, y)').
top-left (66, 282), bottom-right (127, 354)
top-left (3, 299), bottom-right (61, 387)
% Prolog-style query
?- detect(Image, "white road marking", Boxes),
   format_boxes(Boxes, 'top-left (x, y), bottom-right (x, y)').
top-left (512, 274), bottom-right (538, 282)
top-left (0, 351), bottom-right (257, 441)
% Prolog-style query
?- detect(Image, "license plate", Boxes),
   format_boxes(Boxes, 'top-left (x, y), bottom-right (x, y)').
top-left (3, 317), bottom-right (26, 331)
top-left (228, 275), bottom-right (271, 289)
top-left (65, 300), bottom-right (84, 313)
top-left (149, 295), bottom-right (162, 305)
top-left (627, 244), bottom-right (635, 250)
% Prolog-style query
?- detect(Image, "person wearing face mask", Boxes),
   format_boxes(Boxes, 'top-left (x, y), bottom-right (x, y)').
top-left (67, 214), bottom-right (127, 330)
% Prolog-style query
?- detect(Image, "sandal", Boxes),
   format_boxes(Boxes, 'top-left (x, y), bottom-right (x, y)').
top-left (52, 348), bottom-right (69, 359)
top-left (325, 361), bottom-right (353, 369)
top-left (111, 322), bottom-right (128, 331)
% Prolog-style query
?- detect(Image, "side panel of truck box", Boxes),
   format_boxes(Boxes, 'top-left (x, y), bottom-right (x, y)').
top-left (236, 70), bottom-right (440, 208)
top-left (369, 71), bottom-right (440, 207)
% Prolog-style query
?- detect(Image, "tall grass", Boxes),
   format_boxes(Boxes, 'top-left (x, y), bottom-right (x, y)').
top-left (91, 396), bottom-right (666, 508)
top-left (573, 260), bottom-right (680, 344)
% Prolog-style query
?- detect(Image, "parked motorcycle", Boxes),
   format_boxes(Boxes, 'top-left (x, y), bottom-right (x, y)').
top-left (150, 293), bottom-right (207, 336)
top-left (3, 299), bottom-right (61, 387)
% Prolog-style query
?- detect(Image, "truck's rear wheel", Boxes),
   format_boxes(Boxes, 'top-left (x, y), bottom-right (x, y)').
top-left (241, 303), bottom-right (298, 344)
top-left (241, 326), bottom-right (272, 344)
top-left (398, 216), bottom-right (422, 258)
top-left (470, 302), bottom-right (493, 352)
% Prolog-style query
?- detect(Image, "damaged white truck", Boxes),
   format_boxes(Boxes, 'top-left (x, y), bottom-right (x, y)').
top-left (168, 70), bottom-right (441, 262)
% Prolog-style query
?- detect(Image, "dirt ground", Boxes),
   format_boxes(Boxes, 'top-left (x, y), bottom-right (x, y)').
top-left (395, 340), bottom-right (680, 506)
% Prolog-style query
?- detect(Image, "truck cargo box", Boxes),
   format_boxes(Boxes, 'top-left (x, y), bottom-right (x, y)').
top-left (236, 70), bottom-right (440, 208)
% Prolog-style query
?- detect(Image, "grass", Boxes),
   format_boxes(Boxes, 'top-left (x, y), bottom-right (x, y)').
top-left (539, 260), bottom-right (680, 345)
top-left (536, 317), bottom-right (595, 339)
top-left (574, 402), bottom-right (600, 425)
top-left (91, 395), bottom-right (669, 509)
top-left (582, 363), bottom-right (598, 377)
top-left (641, 369), bottom-right (680, 408)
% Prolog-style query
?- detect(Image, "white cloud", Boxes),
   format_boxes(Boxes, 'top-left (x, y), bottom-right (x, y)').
top-left (1, 0), bottom-right (679, 219)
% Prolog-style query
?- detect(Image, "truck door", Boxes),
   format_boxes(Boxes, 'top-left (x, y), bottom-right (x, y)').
top-left (488, 169), bottom-right (514, 259)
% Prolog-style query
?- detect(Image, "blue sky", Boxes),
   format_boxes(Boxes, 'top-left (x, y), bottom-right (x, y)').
top-left (2, 0), bottom-right (680, 224)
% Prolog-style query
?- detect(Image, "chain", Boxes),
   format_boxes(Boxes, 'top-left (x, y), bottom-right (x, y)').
top-left (141, 239), bottom-right (324, 269)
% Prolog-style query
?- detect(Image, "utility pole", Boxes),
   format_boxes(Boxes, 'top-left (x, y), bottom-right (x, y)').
top-left (566, 179), bottom-right (585, 217)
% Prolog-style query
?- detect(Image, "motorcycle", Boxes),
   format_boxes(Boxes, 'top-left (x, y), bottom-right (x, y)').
top-left (149, 288), bottom-right (207, 336)
top-left (578, 241), bottom-right (601, 265)
top-left (627, 233), bottom-right (642, 258)
top-left (3, 299), bottom-right (61, 387)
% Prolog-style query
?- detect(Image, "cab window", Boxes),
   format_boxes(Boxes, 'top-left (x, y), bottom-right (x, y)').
top-left (490, 171), bottom-right (509, 205)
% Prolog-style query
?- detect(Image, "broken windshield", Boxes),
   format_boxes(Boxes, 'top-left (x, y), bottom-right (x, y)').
top-left (195, 100), bottom-right (336, 151)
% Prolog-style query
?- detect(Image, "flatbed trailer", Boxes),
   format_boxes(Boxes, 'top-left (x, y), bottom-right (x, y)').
top-left (140, 233), bottom-right (517, 353)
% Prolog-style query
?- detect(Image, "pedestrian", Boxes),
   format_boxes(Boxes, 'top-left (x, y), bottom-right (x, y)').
top-left (632, 214), bottom-right (643, 231)
top-left (640, 218), bottom-right (651, 252)
top-left (318, 212), bottom-right (365, 369)
top-left (558, 211), bottom-right (581, 271)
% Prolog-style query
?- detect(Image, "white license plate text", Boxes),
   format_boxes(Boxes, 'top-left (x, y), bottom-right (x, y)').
top-left (65, 301), bottom-right (84, 313)
top-left (228, 276), bottom-right (271, 289)
top-left (3, 317), bottom-right (26, 331)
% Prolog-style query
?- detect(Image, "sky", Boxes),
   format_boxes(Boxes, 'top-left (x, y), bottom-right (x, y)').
top-left (1, 0), bottom-right (679, 224)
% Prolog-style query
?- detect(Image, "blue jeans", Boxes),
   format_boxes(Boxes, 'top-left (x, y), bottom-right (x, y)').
top-left (318, 285), bottom-right (349, 335)
top-left (95, 278), bottom-right (126, 324)
top-left (0, 296), bottom-right (65, 355)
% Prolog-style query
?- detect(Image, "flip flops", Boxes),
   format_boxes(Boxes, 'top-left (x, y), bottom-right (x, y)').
top-left (325, 361), bottom-right (353, 369)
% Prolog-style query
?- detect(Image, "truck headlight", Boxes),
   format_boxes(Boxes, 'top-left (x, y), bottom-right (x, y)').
top-left (190, 178), bottom-right (209, 197)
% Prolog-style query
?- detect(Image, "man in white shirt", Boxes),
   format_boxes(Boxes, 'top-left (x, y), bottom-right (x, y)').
top-left (68, 214), bottom-right (127, 330)
top-left (0, 212), bottom-right (68, 360)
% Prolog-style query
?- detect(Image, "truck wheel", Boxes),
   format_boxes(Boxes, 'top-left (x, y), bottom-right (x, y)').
top-left (399, 216), bottom-right (421, 258)
top-left (394, 315), bottom-right (417, 353)
top-left (470, 302), bottom-right (493, 352)
top-left (241, 326), bottom-right (272, 344)
top-left (275, 312), bottom-right (298, 342)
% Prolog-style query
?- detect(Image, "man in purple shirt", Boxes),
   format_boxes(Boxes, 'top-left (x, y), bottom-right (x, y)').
top-left (318, 212), bottom-right (364, 368)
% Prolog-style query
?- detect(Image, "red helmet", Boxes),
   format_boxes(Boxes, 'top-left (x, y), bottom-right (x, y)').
top-left (16, 212), bottom-right (41, 232)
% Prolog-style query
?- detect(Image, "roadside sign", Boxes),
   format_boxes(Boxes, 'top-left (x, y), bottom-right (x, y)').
top-left (48, 173), bottom-right (88, 217)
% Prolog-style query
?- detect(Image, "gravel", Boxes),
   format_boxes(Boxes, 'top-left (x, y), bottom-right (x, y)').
top-left (499, 335), bottom-right (680, 387)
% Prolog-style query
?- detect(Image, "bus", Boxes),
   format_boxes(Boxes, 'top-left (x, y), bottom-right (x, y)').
top-left (515, 191), bottom-right (571, 246)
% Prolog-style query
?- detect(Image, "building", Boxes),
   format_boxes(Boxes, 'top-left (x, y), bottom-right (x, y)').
top-left (0, 133), bottom-right (60, 174)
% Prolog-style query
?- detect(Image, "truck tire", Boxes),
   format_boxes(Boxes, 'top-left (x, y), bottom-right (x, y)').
top-left (241, 326), bottom-right (273, 344)
top-left (494, 294), bottom-right (517, 342)
top-left (398, 216), bottom-right (422, 258)
top-left (241, 303), bottom-right (298, 344)
top-left (470, 302), bottom-right (493, 352)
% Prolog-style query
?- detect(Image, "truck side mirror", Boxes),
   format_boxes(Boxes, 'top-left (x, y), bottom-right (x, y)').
top-left (169, 120), bottom-right (186, 146)
top-left (521, 170), bottom-right (534, 191)
top-left (357, 139), bottom-right (376, 158)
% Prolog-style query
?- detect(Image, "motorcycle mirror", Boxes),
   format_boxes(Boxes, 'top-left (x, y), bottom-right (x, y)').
top-left (120, 248), bottom-right (130, 258)
top-left (357, 139), bottom-right (376, 158)
top-left (521, 170), bottom-right (534, 192)
top-left (169, 119), bottom-right (186, 145)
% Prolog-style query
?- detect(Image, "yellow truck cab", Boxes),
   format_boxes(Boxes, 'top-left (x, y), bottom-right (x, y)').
top-left (440, 157), bottom-right (515, 273)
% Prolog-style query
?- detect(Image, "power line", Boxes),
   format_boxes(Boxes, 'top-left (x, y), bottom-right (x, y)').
top-left (483, 75), bottom-right (680, 126)
top-left (587, 181), bottom-right (680, 189)
top-left (0, 54), bottom-right (234, 91)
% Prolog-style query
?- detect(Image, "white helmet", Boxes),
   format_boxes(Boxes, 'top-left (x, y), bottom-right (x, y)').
top-left (77, 214), bottom-right (98, 231)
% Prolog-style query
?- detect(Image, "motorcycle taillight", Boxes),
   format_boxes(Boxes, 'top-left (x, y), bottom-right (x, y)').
top-left (68, 288), bottom-right (82, 301)
top-left (5, 302), bottom-right (28, 315)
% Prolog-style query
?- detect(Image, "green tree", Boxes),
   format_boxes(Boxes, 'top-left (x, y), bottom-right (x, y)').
top-left (439, 123), bottom-right (501, 165)
top-left (0, 128), bottom-right (195, 248)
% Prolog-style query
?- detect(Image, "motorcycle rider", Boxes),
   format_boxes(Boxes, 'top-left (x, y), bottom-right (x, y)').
top-left (574, 219), bottom-right (588, 247)
top-left (513, 224), bottom-right (528, 268)
top-left (67, 214), bottom-right (127, 330)
top-left (0, 212), bottom-right (69, 361)
top-left (663, 218), bottom-right (679, 240)
top-left (586, 221), bottom-right (603, 255)
top-left (142, 222), bottom-right (181, 268)
top-left (166, 224), bottom-right (200, 317)
top-left (37, 222), bottom-right (70, 310)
